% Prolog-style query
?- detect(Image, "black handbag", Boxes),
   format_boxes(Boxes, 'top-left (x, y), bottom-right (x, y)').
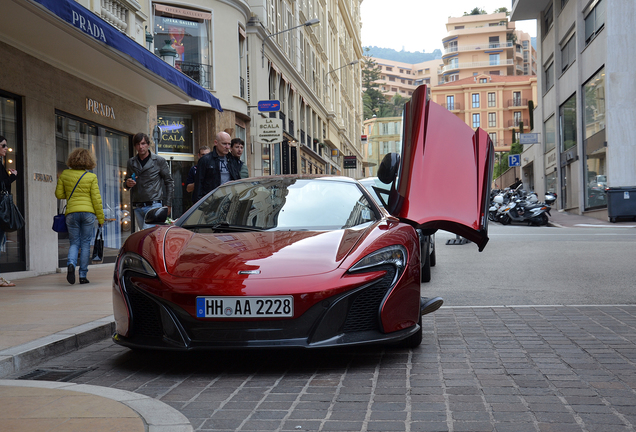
top-left (53, 172), bottom-right (87, 233)
top-left (91, 226), bottom-right (104, 262)
top-left (0, 184), bottom-right (24, 233)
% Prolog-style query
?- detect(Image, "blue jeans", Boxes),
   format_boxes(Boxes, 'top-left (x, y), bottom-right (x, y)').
top-left (133, 202), bottom-right (163, 231)
top-left (66, 212), bottom-right (96, 278)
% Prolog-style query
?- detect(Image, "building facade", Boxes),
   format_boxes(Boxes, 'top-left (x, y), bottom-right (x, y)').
top-left (511, 0), bottom-right (635, 220)
top-left (373, 59), bottom-right (442, 99)
top-left (431, 74), bottom-right (538, 153)
top-left (442, 12), bottom-right (537, 84)
top-left (362, 116), bottom-right (402, 177)
top-left (251, 0), bottom-right (364, 179)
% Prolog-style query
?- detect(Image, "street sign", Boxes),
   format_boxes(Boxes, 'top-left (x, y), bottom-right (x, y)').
top-left (256, 118), bottom-right (283, 143)
top-left (520, 133), bottom-right (540, 145)
top-left (257, 100), bottom-right (281, 112)
top-left (508, 154), bottom-right (521, 167)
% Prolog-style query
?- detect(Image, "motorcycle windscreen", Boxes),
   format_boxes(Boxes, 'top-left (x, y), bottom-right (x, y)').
top-left (391, 85), bottom-right (494, 251)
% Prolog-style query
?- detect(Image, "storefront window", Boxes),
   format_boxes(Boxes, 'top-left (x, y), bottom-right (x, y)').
top-left (154, 4), bottom-right (211, 88)
top-left (583, 67), bottom-right (606, 208)
top-left (55, 112), bottom-right (130, 267)
top-left (157, 114), bottom-right (193, 154)
top-left (559, 94), bottom-right (576, 151)
top-left (0, 91), bottom-right (25, 271)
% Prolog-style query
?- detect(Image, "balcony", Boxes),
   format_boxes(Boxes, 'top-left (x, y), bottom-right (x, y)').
top-left (508, 118), bottom-right (529, 128)
top-left (443, 41), bottom-right (513, 55)
top-left (175, 61), bottom-right (211, 89)
top-left (442, 102), bottom-right (462, 111)
top-left (442, 59), bottom-right (513, 73)
top-left (507, 98), bottom-right (528, 108)
top-left (99, 0), bottom-right (129, 33)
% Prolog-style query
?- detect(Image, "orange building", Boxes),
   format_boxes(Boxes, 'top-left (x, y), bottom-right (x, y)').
top-left (431, 74), bottom-right (537, 152)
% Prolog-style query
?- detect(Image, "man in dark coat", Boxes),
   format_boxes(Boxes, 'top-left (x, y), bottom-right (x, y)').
top-left (194, 132), bottom-right (240, 202)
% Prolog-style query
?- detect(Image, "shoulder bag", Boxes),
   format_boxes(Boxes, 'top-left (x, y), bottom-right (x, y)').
top-left (53, 171), bottom-right (87, 233)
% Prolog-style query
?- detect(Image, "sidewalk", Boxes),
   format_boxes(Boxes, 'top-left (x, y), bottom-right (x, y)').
top-left (0, 264), bottom-right (192, 431)
top-left (548, 209), bottom-right (636, 228)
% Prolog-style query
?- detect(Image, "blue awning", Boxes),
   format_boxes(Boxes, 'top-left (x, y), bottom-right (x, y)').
top-left (32, 0), bottom-right (222, 111)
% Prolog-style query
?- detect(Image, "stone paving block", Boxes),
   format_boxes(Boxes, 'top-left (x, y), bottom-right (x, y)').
top-left (410, 421), bottom-right (450, 432)
top-left (320, 420), bottom-right (364, 430)
top-left (411, 411), bottom-right (447, 422)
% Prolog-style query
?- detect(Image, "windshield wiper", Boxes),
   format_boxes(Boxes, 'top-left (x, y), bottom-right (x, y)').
top-left (181, 222), bottom-right (264, 232)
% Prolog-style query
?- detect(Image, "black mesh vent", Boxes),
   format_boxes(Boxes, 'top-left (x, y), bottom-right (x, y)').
top-left (342, 266), bottom-right (396, 333)
top-left (127, 282), bottom-right (164, 338)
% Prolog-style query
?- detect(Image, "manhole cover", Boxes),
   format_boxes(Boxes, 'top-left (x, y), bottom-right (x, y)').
top-left (17, 367), bottom-right (95, 382)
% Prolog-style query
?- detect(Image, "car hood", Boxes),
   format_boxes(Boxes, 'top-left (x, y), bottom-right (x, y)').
top-left (391, 84), bottom-right (494, 251)
top-left (162, 226), bottom-right (369, 279)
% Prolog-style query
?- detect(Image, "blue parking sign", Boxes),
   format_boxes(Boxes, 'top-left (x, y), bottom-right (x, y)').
top-left (508, 154), bottom-right (521, 167)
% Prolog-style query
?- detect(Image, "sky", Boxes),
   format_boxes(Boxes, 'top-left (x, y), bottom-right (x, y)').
top-left (360, 0), bottom-right (537, 53)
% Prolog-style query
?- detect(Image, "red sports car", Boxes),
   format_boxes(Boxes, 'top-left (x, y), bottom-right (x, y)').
top-left (112, 85), bottom-right (494, 350)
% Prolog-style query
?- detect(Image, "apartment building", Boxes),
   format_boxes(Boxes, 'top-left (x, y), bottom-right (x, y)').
top-left (442, 12), bottom-right (537, 83)
top-left (374, 58), bottom-right (442, 99)
top-left (511, 0), bottom-right (635, 220)
top-left (255, 0), bottom-right (364, 179)
top-left (362, 117), bottom-right (402, 177)
top-left (431, 74), bottom-right (537, 153)
top-left (0, 0), bottom-right (362, 276)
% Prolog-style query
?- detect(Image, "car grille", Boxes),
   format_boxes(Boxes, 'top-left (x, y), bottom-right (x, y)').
top-left (342, 266), bottom-right (396, 333)
top-left (127, 283), bottom-right (163, 338)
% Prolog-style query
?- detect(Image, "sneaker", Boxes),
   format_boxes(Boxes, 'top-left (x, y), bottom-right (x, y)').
top-left (67, 264), bottom-right (75, 285)
top-left (79, 278), bottom-right (90, 284)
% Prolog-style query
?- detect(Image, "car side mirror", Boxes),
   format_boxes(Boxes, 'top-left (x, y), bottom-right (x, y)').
top-left (144, 206), bottom-right (169, 225)
top-left (377, 152), bottom-right (400, 184)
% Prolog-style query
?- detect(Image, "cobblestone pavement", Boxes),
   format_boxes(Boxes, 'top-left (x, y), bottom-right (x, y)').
top-left (13, 305), bottom-right (636, 432)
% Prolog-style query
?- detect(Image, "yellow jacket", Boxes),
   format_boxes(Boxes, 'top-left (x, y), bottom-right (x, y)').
top-left (55, 169), bottom-right (105, 225)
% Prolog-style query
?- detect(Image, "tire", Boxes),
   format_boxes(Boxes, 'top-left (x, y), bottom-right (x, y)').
top-left (429, 248), bottom-right (436, 267)
top-left (539, 213), bottom-right (549, 226)
top-left (500, 214), bottom-right (511, 225)
top-left (429, 235), bottom-right (436, 267)
top-left (399, 316), bottom-right (422, 349)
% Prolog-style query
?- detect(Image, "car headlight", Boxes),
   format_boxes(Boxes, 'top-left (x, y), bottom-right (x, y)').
top-left (349, 245), bottom-right (407, 273)
top-left (118, 252), bottom-right (157, 277)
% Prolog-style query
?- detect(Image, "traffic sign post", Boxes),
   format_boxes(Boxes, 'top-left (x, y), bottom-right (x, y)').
top-left (508, 154), bottom-right (521, 167)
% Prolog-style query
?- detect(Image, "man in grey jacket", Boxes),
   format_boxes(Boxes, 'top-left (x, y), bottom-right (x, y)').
top-left (124, 132), bottom-right (174, 230)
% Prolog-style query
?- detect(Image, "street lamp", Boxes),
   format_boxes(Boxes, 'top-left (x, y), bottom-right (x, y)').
top-left (325, 60), bottom-right (358, 109)
top-left (262, 18), bottom-right (320, 67)
top-left (159, 40), bottom-right (177, 67)
top-left (328, 60), bottom-right (359, 76)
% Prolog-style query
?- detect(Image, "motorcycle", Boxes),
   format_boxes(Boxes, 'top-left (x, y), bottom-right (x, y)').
top-left (499, 197), bottom-right (551, 226)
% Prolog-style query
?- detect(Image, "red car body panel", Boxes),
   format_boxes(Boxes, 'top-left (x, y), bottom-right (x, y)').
top-left (394, 85), bottom-right (494, 251)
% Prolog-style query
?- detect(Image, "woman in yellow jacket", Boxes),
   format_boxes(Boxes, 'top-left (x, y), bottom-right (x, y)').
top-left (55, 148), bottom-right (105, 285)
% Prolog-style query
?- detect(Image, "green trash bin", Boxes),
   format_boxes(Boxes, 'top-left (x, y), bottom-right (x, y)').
top-left (606, 187), bottom-right (636, 222)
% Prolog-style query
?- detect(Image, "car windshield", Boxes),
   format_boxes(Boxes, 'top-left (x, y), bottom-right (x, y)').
top-left (180, 178), bottom-right (378, 231)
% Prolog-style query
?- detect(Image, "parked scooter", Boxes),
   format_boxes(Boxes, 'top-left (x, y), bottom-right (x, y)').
top-left (499, 196), bottom-right (551, 226)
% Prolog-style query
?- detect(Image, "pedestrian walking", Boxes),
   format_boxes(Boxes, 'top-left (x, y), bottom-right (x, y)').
top-left (185, 146), bottom-right (211, 194)
top-left (55, 148), bottom-right (105, 285)
top-left (193, 131), bottom-right (240, 201)
top-left (230, 138), bottom-right (248, 179)
top-left (123, 132), bottom-right (174, 230)
top-left (0, 135), bottom-right (18, 287)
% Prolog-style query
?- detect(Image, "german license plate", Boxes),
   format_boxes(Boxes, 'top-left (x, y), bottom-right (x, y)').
top-left (196, 296), bottom-right (293, 318)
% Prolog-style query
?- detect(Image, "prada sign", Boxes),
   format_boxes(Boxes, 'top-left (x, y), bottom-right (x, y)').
top-left (86, 98), bottom-right (115, 120)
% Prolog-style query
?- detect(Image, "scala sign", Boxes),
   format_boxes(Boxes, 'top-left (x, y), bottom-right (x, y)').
top-left (256, 118), bottom-right (283, 143)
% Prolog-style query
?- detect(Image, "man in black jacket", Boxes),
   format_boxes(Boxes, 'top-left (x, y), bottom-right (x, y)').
top-left (194, 131), bottom-right (240, 202)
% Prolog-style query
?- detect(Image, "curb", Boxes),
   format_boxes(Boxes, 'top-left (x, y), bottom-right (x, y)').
top-left (0, 317), bottom-right (115, 379)
top-left (0, 380), bottom-right (193, 432)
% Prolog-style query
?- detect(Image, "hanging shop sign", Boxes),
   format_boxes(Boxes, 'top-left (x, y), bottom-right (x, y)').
top-left (156, 115), bottom-right (193, 154)
top-left (343, 155), bottom-right (357, 169)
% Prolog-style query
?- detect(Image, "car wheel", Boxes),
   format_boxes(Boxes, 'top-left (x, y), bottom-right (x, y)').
top-left (429, 248), bottom-right (436, 267)
top-left (421, 240), bottom-right (431, 283)
top-left (399, 316), bottom-right (423, 349)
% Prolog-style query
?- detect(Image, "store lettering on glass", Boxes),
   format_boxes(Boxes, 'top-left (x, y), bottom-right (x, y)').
top-left (72, 11), bottom-right (107, 43)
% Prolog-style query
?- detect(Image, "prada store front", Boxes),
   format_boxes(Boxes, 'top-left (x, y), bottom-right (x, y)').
top-left (0, 0), bottom-right (221, 276)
